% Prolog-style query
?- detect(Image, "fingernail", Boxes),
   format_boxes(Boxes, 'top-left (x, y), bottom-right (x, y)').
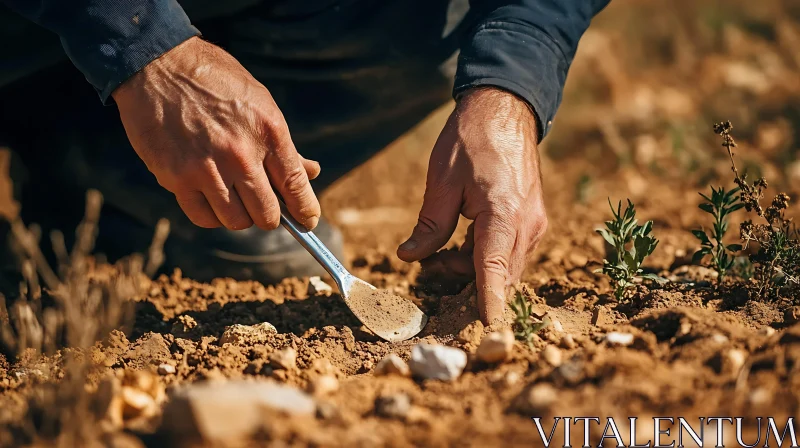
top-left (399, 239), bottom-right (418, 252)
top-left (306, 216), bottom-right (319, 229)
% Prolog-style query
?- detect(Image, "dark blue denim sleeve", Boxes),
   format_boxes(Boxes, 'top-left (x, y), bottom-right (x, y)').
top-left (455, 0), bottom-right (611, 140)
top-left (2, 0), bottom-right (199, 103)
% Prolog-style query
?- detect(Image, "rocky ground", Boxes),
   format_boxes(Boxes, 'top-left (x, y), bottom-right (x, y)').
top-left (1, 0), bottom-right (800, 446)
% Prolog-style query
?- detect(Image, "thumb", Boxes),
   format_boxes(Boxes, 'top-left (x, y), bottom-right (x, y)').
top-left (397, 181), bottom-right (461, 262)
top-left (473, 211), bottom-right (515, 325)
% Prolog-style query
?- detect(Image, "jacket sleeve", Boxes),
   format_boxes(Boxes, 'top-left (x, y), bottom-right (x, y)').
top-left (454, 0), bottom-right (611, 140)
top-left (1, 0), bottom-right (200, 103)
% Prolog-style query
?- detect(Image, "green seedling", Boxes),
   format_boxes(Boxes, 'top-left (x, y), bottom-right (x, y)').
top-left (509, 291), bottom-right (550, 345)
top-left (692, 186), bottom-right (744, 282)
top-left (596, 199), bottom-right (666, 300)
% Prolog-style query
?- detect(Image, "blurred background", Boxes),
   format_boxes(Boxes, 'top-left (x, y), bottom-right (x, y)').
top-left (320, 0), bottom-right (800, 284)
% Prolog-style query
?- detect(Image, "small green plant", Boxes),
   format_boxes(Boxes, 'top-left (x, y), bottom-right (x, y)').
top-left (509, 292), bottom-right (550, 344)
top-left (596, 199), bottom-right (666, 300)
top-left (692, 186), bottom-right (744, 281)
top-left (714, 121), bottom-right (799, 298)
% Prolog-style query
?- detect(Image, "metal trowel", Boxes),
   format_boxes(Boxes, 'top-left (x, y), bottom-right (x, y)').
top-left (278, 201), bottom-right (428, 342)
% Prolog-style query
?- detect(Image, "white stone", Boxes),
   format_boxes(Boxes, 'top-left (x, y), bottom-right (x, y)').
top-left (409, 344), bottom-right (467, 381)
top-left (374, 353), bottom-right (410, 377)
top-left (162, 381), bottom-right (315, 442)
top-left (605, 332), bottom-right (634, 346)
top-left (476, 329), bottom-right (514, 363)
top-left (308, 276), bottom-right (333, 296)
top-left (727, 349), bottom-right (747, 372)
top-left (759, 327), bottom-right (776, 337)
top-left (219, 322), bottom-right (277, 345)
top-left (157, 363), bottom-right (176, 375)
top-left (502, 371), bottom-right (521, 387)
top-left (711, 333), bottom-right (729, 344)
top-left (522, 383), bottom-right (558, 414)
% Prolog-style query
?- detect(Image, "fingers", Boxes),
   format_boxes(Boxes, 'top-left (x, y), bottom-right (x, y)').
top-left (233, 167), bottom-right (281, 230)
top-left (265, 139), bottom-right (321, 230)
top-left (175, 191), bottom-right (223, 228)
top-left (201, 170), bottom-right (254, 230)
top-left (302, 157), bottom-right (321, 180)
top-left (473, 211), bottom-right (517, 325)
top-left (397, 179), bottom-right (462, 262)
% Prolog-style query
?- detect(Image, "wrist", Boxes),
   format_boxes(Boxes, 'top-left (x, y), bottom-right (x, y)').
top-left (111, 36), bottom-right (204, 104)
top-left (455, 87), bottom-right (539, 139)
top-left (456, 87), bottom-right (539, 144)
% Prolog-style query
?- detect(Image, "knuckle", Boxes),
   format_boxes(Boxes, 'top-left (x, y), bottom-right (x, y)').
top-left (415, 215), bottom-right (440, 235)
top-left (480, 253), bottom-right (510, 277)
top-left (258, 111), bottom-right (287, 139)
top-left (282, 167), bottom-right (309, 197)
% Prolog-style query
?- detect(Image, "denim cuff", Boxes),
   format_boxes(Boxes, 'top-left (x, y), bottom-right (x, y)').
top-left (57, 0), bottom-right (200, 104)
top-left (454, 21), bottom-right (569, 142)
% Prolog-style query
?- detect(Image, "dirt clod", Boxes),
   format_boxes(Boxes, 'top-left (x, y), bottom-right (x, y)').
top-left (457, 320), bottom-right (485, 346)
top-left (269, 347), bottom-right (297, 370)
top-left (219, 322), bottom-right (277, 345)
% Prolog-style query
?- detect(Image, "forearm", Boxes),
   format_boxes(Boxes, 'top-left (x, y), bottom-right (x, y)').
top-left (2, 0), bottom-right (199, 102)
top-left (455, 0), bottom-right (611, 141)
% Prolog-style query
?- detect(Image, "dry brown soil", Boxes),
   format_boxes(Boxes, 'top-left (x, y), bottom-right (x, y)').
top-left (2, 0), bottom-right (800, 446)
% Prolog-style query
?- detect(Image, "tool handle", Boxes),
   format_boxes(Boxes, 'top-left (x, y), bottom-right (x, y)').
top-left (277, 200), bottom-right (349, 286)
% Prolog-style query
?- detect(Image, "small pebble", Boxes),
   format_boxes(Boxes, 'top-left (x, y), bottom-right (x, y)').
top-left (605, 332), bottom-right (634, 346)
top-left (157, 364), bottom-right (176, 375)
top-left (560, 334), bottom-right (577, 349)
top-left (726, 349), bottom-right (747, 372)
top-left (711, 333), bottom-right (729, 344)
top-left (476, 329), bottom-right (514, 363)
top-left (270, 348), bottom-right (297, 370)
top-left (521, 383), bottom-right (558, 414)
top-left (374, 353), bottom-right (410, 377)
top-left (760, 327), bottom-right (776, 337)
top-left (308, 276), bottom-right (333, 296)
top-left (316, 401), bottom-right (339, 420)
top-left (542, 345), bottom-right (562, 366)
top-left (307, 375), bottom-right (339, 396)
top-left (749, 388), bottom-right (771, 406)
top-left (375, 393), bottom-right (411, 419)
top-left (501, 371), bottom-right (520, 387)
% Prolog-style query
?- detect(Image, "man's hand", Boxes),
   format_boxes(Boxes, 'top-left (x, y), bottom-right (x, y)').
top-left (112, 37), bottom-right (321, 231)
top-left (397, 88), bottom-right (548, 325)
